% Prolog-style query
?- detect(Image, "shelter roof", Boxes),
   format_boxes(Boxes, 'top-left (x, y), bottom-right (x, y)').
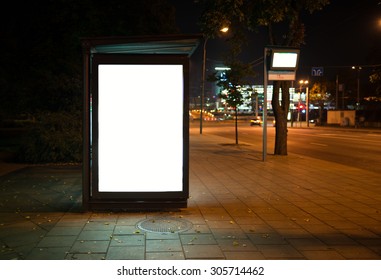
top-left (81, 34), bottom-right (202, 56)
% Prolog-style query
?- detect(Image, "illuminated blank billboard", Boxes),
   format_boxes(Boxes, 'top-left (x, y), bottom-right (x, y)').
top-left (91, 54), bottom-right (189, 201)
top-left (98, 64), bottom-right (183, 192)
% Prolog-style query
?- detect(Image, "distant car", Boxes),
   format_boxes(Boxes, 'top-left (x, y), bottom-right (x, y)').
top-left (250, 116), bottom-right (263, 126)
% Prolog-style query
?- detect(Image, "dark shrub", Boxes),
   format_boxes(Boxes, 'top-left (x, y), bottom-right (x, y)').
top-left (18, 111), bottom-right (82, 163)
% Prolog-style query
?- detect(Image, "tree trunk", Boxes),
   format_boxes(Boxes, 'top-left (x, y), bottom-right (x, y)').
top-left (272, 81), bottom-right (291, 155)
top-left (319, 102), bottom-right (324, 125)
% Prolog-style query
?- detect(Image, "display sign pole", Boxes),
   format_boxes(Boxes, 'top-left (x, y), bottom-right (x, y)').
top-left (263, 46), bottom-right (299, 162)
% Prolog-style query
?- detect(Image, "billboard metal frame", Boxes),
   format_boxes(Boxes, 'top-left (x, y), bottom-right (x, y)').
top-left (81, 35), bottom-right (201, 211)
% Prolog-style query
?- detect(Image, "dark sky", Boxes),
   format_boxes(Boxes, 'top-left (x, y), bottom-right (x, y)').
top-left (301, 1), bottom-right (381, 69)
top-left (171, 0), bottom-right (381, 84)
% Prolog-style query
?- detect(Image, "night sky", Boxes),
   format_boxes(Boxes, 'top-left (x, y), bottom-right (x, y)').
top-left (171, 0), bottom-right (381, 85)
top-left (1, 0), bottom-right (380, 105)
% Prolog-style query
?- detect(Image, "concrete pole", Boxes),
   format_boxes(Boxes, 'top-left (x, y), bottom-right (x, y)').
top-left (200, 37), bottom-right (208, 134)
top-left (306, 86), bottom-right (309, 127)
top-left (263, 48), bottom-right (268, 162)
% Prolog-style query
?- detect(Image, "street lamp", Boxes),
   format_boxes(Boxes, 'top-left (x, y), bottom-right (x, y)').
top-left (299, 80), bottom-right (309, 127)
top-left (220, 26), bottom-right (229, 33)
top-left (352, 66), bottom-right (362, 109)
top-left (200, 26), bottom-right (229, 134)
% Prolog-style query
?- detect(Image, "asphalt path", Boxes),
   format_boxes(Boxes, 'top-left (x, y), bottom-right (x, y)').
top-left (191, 121), bottom-right (381, 174)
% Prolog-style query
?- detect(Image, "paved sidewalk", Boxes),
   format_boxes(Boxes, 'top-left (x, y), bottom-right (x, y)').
top-left (1, 129), bottom-right (380, 260)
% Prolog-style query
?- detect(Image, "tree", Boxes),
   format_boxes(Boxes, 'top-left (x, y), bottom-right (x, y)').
top-left (370, 69), bottom-right (381, 96)
top-left (309, 81), bottom-right (333, 125)
top-left (214, 60), bottom-right (253, 144)
top-left (0, 0), bottom-right (179, 117)
top-left (367, 30), bottom-right (381, 97)
top-left (200, 0), bottom-right (254, 144)
top-left (247, 0), bottom-right (330, 155)
top-left (199, 0), bottom-right (330, 155)
top-left (0, 0), bottom-right (179, 163)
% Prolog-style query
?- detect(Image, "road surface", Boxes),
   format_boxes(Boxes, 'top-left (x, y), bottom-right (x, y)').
top-left (191, 121), bottom-right (381, 174)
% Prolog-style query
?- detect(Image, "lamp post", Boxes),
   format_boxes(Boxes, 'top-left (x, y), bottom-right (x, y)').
top-left (352, 66), bottom-right (362, 110)
top-left (297, 84), bottom-right (302, 126)
top-left (299, 80), bottom-right (309, 127)
top-left (200, 36), bottom-right (208, 134)
top-left (200, 26), bottom-right (229, 134)
top-left (306, 84), bottom-right (309, 127)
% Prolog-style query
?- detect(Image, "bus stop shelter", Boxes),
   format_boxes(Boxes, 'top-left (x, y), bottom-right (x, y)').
top-left (81, 34), bottom-right (201, 211)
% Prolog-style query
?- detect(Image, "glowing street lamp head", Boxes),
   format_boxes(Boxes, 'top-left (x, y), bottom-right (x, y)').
top-left (220, 26), bottom-right (229, 33)
top-left (299, 80), bottom-right (309, 85)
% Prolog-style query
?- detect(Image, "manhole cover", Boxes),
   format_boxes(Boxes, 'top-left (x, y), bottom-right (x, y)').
top-left (136, 217), bottom-right (192, 233)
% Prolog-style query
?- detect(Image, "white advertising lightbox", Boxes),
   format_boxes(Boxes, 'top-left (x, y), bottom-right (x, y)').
top-left (98, 64), bottom-right (183, 192)
top-left (90, 54), bottom-right (189, 208)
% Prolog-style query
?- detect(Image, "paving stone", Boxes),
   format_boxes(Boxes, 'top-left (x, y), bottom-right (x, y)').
top-left (5, 243), bottom-right (36, 260)
top-left (47, 226), bottom-right (83, 236)
top-left (145, 232), bottom-right (179, 239)
top-left (274, 227), bottom-right (312, 238)
top-left (217, 238), bottom-right (258, 252)
top-left (205, 220), bottom-right (240, 229)
top-left (66, 253), bottom-right (106, 260)
top-left (2, 230), bottom-right (45, 247)
top-left (330, 245), bottom-right (381, 259)
top-left (146, 239), bottom-right (182, 252)
top-left (78, 230), bottom-right (113, 240)
top-left (106, 246), bottom-right (145, 260)
top-left (183, 244), bottom-right (225, 259)
top-left (82, 221), bottom-right (115, 231)
top-left (301, 250), bottom-right (346, 260)
top-left (287, 238), bottom-right (330, 251)
top-left (116, 214), bottom-right (147, 225)
top-left (183, 224), bottom-right (211, 234)
top-left (89, 213), bottom-right (118, 222)
top-left (70, 240), bottom-right (109, 253)
top-left (0, 221), bottom-right (43, 238)
top-left (26, 247), bottom-right (71, 260)
top-left (210, 228), bottom-right (248, 239)
top-left (317, 233), bottom-right (359, 245)
top-left (0, 249), bottom-right (20, 260)
top-left (257, 244), bottom-right (305, 259)
top-left (247, 232), bottom-right (288, 245)
top-left (37, 236), bottom-right (77, 247)
top-left (223, 251), bottom-right (265, 260)
top-left (110, 235), bottom-right (144, 246)
top-left (145, 252), bottom-right (185, 260)
top-left (54, 219), bottom-right (89, 227)
top-left (341, 228), bottom-right (381, 239)
top-left (113, 225), bottom-right (139, 235)
top-left (240, 223), bottom-right (276, 234)
top-left (180, 233), bottom-right (217, 245)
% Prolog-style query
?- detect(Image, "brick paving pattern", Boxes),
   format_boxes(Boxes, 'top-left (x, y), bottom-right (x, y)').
top-left (1, 129), bottom-right (380, 259)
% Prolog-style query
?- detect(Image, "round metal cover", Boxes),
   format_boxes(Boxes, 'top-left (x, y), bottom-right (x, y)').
top-left (136, 217), bottom-right (192, 233)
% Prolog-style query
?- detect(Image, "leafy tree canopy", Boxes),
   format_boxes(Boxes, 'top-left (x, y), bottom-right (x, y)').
top-left (0, 0), bottom-right (178, 116)
top-left (199, 0), bottom-right (330, 155)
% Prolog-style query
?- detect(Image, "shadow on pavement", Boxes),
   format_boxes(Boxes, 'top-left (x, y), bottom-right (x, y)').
top-left (0, 166), bottom-right (82, 213)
